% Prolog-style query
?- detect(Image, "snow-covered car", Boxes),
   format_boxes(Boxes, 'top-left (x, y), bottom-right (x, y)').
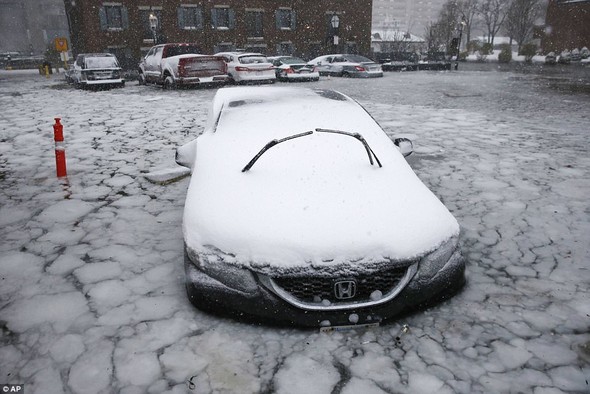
top-left (70, 53), bottom-right (125, 88)
top-left (139, 43), bottom-right (228, 88)
top-left (215, 52), bottom-right (276, 84)
top-left (268, 56), bottom-right (320, 82)
top-left (545, 52), bottom-right (557, 65)
top-left (175, 86), bottom-right (465, 327)
top-left (307, 54), bottom-right (383, 78)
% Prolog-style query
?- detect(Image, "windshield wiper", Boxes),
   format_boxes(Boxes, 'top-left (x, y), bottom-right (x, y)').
top-left (242, 128), bottom-right (382, 172)
top-left (241, 131), bottom-right (313, 172)
top-left (315, 128), bottom-right (382, 167)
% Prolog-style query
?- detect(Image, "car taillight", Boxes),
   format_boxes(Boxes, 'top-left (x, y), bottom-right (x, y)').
top-left (178, 59), bottom-right (186, 76)
top-left (235, 66), bottom-right (249, 72)
top-left (355, 66), bottom-right (366, 72)
top-left (286, 67), bottom-right (294, 74)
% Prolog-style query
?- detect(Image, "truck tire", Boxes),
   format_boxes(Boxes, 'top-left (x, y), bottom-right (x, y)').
top-left (163, 75), bottom-right (175, 89)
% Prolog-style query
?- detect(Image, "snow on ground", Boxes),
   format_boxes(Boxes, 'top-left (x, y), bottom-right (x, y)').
top-left (0, 65), bottom-right (589, 393)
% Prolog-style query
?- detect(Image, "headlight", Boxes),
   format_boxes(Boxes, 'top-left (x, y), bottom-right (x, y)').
top-left (186, 245), bottom-right (259, 294)
top-left (416, 236), bottom-right (459, 281)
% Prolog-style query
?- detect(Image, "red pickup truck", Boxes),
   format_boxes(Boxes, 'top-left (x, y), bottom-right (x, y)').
top-left (138, 43), bottom-right (228, 88)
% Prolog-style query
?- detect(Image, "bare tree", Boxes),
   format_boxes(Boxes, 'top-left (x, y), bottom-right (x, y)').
top-left (424, 21), bottom-right (447, 52)
top-left (458, 0), bottom-right (479, 49)
top-left (505, 0), bottom-right (542, 51)
top-left (476, 0), bottom-right (510, 45)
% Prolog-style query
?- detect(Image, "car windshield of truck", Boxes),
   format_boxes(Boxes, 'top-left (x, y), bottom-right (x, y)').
top-left (239, 55), bottom-right (268, 64)
top-left (166, 45), bottom-right (201, 57)
top-left (85, 56), bottom-right (119, 69)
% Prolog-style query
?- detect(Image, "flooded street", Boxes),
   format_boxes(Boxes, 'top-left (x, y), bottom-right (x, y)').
top-left (1, 64), bottom-right (589, 393)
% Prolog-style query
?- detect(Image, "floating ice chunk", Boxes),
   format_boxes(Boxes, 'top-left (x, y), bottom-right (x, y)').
top-left (115, 351), bottom-right (161, 386)
top-left (407, 371), bottom-right (444, 393)
top-left (4, 292), bottom-right (89, 333)
top-left (320, 320), bottom-right (331, 327)
top-left (349, 314), bottom-right (359, 324)
top-left (74, 261), bottom-right (123, 284)
top-left (68, 340), bottom-right (114, 394)
top-left (47, 254), bottom-right (85, 276)
top-left (274, 354), bottom-right (339, 394)
top-left (321, 299), bottom-right (331, 306)
top-left (104, 175), bottom-right (134, 188)
top-left (144, 167), bottom-right (191, 185)
top-left (0, 205), bottom-right (32, 226)
top-left (49, 334), bottom-right (85, 363)
top-left (38, 200), bottom-right (96, 224)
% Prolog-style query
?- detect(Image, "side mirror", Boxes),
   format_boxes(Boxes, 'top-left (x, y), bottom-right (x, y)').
top-left (394, 138), bottom-right (413, 157)
top-left (175, 139), bottom-right (198, 169)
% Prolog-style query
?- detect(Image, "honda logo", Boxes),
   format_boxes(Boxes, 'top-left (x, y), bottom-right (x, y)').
top-left (334, 280), bottom-right (357, 300)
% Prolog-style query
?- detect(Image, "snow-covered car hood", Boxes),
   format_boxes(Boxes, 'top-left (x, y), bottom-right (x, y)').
top-left (182, 87), bottom-right (460, 268)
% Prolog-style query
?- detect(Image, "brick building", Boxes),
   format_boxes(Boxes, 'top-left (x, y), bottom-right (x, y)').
top-left (65, 0), bottom-right (374, 69)
top-left (542, 0), bottom-right (590, 53)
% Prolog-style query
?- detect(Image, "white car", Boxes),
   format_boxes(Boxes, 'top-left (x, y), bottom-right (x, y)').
top-left (214, 52), bottom-right (276, 84)
top-left (175, 86), bottom-right (465, 327)
top-left (69, 53), bottom-right (125, 88)
top-left (308, 54), bottom-right (383, 78)
top-left (268, 56), bottom-right (320, 82)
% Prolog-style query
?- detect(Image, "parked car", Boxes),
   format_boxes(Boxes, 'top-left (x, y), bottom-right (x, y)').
top-left (268, 56), bottom-right (320, 82)
top-left (139, 43), bottom-right (228, 88)
top-left (545, 52), bottom-right (557, 65)
top-left (215, 52), bottom-right (276, 84)
top-left (69, 53), bottom-right (125, 88)
top-left (175, 86), bottom-right (465, 327)
top-left (307, 54), bottom-right (383, 78)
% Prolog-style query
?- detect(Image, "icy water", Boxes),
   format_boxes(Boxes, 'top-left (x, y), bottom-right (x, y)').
top-left (0, 65), bottom-right (589, 393)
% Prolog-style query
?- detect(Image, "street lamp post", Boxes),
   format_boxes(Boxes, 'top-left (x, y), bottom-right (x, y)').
top-left (331, 15), bottom-right (340, 48)
top-left (455, 16), bottom-right (466, 70)
top-left (149, 13), bottom-right (158, 45)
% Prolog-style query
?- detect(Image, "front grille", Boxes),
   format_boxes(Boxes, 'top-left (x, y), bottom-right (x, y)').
top-left (271, 265), bottom-right (409, 304)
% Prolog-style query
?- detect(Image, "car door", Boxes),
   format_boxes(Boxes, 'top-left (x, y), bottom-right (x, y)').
top-left (330, 56), bottom-right (347, 74)
top-left (313, 56), bottom-right (332, 74)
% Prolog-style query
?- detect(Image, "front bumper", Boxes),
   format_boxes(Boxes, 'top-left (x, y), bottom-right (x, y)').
top-left (81, 78), bottom-right (125, 85)
top-left (184, 246), bottom-right (465, 327)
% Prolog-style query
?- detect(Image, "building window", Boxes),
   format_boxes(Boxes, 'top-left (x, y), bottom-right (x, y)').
top-left (276, 41), bottom-right (294, 55)
top-left (214, 42), bottom-right (236, 53)
top-left (140, 8), bottom-right (162, 41)
top-left (99, 4), bottom-right (129, 30)
top-left (246, 10), bottom-right (264, 38)
top-left (276, 8), bottom-right (296, 30)
top-left (244, 43), bottom-right (267, 53)
top-left (211, 7), bottom-right (235, 30)
top-left (178, 6), bottom-right (203, 30)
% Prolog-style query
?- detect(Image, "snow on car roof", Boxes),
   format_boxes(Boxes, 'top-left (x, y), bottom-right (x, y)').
top-left (183, 87), bottom-right (459, 268)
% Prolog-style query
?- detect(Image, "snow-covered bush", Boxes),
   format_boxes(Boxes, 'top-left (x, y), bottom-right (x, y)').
top-left (481, 43), bottom-right (493, 55)
top-left (581, 47), bottom-right (589, 59)
top-left (498, 44), bottom-right (512, 63)
top-left (520, 43), bottom-right (537, 63)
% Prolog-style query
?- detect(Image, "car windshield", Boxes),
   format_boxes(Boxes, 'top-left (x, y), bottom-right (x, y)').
top-left (85, 56), bottom-right (118, 69)
top-left (343, 55), bottom-right (373, 63)
top-left (280, 57), bottom-right (306, 64)
top-left (239, 55), bottom-right (268, 64)
top-left (166, 45), bottom-right (201, 57)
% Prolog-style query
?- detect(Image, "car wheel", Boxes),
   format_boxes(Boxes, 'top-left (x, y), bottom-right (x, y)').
top-left (163, 76), bottom-right (175, 89)
top-left (227, 74), bottom-right (236, 85)
top-left (342, 72), bottom-right (351, 78)
top-left (138, 72), bottom-right (146, 85)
